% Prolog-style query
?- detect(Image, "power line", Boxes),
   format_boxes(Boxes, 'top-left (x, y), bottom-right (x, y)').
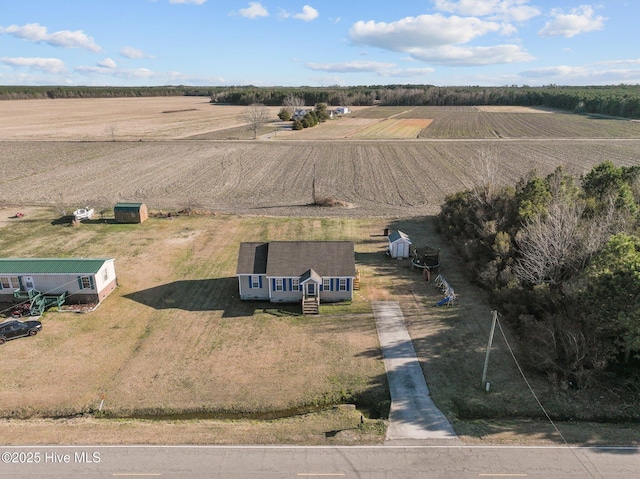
top-left (495, 313), bottom-right (600, 479)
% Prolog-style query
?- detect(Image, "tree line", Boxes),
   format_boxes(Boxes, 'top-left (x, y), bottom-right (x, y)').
top-left (2, 84), bottom-right (640, 118)
top-left (438, 159), bottom-right (640, 392)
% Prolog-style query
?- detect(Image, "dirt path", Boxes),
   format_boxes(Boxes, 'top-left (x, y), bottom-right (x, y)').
top-left (371, 301), bottom-right (458, 442)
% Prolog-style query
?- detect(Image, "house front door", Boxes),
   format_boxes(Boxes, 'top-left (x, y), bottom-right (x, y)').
top-left (306, 283), bottom-right (316, 297)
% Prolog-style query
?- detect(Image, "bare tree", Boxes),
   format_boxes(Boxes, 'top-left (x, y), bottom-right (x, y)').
top-left (242, 103), bottom-right (271, 139)
top-left (470, 148), bottom-right (500, 205)
top-left (513, 201), bottom-right (585, 286)
top-left (283, 94), bottom-right (305, 115)
top-left (105, 124), bottom-right (118, 141)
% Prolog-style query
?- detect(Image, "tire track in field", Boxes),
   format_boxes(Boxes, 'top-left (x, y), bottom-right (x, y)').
top-left (351, 144), bottom-right (388, 206)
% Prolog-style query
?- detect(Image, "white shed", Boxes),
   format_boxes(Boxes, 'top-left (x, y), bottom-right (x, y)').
top-left (387, 230), bottom-right (412, 259)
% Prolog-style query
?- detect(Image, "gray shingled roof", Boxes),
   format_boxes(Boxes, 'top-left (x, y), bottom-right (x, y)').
top-left (236, 242), bottom-right (269, 275)
top-left (236, 241), bottom-right (355, 277)
top-left (388, 230), bottom-right (411, 243)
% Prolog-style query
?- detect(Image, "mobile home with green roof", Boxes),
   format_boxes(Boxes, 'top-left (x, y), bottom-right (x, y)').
top-left (0, 258), bottom-right (117, 306)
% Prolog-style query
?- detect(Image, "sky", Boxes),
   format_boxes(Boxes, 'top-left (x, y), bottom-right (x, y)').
top-left (0, 0), bottom-right (638, 87)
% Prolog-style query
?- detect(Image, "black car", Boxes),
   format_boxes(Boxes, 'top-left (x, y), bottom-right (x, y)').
top-left (0, 319), bottom-right (42, 345)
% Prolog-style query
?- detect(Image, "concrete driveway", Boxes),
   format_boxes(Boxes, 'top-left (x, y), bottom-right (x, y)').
top-left (372, 301), bottom-right (458, 442)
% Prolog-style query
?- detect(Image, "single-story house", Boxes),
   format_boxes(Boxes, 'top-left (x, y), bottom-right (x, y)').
top-left (0, 258), bottom-right (117, 305)
top-left (236, 241), bottom-right (356, 313)
top-left (333, 106), bottom-right (350, 115)
top-left (114, 202), bottom-right (148, 223)
top-left (387, 230), bottom-right (412, 259)
top-left (292, 108), bottom-right (311, 121)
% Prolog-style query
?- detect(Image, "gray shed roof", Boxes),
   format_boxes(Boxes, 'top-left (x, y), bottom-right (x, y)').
top-left (388, 230), bottom-right (411, 244)
top-left (237, 241), bottom-right (356, 278)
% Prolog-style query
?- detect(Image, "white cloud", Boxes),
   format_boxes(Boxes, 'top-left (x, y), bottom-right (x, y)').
top-left (538, 5), bottom-right (605, 38)
top-left (349, 14), bottom-right (533, 65)
top-left (75, 65), bottom-right (155, 79)
top-left (169, 0), bottom-right (206, 3)
top-left (411, 44), bottom-right (533, 65)
top-left (305, 60), bottom-right (435, 78)
top-left (1, 57), bottom-right (67, 73)
top-left (97, 58), bottom-right (117, 68)
top-left (119, 46), bottom-right (151, 59)
top-left (597, 58), bottom-right (640, 66)
top-left (350, 14), bottom-right (503, 50)
top-left (238, 2), bottom-right (268, 19)
top-left (388, 67), bottom-right (436, 77)
top-left (293, 5), bottom-right (319, 22)
top-left (519, 64), bottom-right (640, 85)
top-left (520, 65), bottom-right (589, 78)
top-left (74, 64), bottom-right (227, 85)
top-left (434, 0), bottom-right (541, 22)
top-left (306, 60), bottom-right (398, 73)
top-left (0, 23), bottom-right (101, 52)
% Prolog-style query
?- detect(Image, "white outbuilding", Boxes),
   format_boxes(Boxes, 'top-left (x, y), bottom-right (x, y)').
top-left (387, 230), bottom-right (412, 259)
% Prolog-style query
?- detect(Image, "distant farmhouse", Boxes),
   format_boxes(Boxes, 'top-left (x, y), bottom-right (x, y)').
top-left (292, 108), bottom-right (312, 121)
top-left (0, 258), bottom-right (117, 311)
top-left (333, 106), bottom-right (350, 115)
top-left (236, 241), bottom-right (357, 314)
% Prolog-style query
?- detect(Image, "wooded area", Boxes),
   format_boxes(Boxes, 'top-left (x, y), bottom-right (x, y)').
top-left (439, 161), bottom-right (640, 391)
top-left (2, 84), bottom-right (640, 118)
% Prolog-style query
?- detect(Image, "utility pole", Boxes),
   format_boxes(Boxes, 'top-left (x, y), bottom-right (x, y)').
top-left (481, 310), bottom-right (498, 390)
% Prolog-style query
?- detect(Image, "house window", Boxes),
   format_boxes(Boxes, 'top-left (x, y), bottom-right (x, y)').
top-left (1, 276), bottom-right (19, 289)
top-left (339, 278), bottom-right (347, 291)
top-left (323, 279), bottom-right (331, 291)
top-left (80, 276), bottom-right (92, 289)
top-left (252, 276), bottom-right (260, 288)
top-left (103, 268), bottom-right (109, 282)
top-left (291, 278), bottom-right (299, 291)
top-left (275, 278), bottom-right (283, 292)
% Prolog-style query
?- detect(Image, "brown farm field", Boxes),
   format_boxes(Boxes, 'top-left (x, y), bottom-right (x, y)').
top-left (1, 98), bottom-right (640, 445)
top-left (1, 98), bottom-right (639, 218)
top-left (2, 139), bottom-right (639, 217)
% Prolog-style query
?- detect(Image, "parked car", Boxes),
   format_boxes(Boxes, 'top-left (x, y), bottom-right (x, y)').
top-left (0, 319), bottom-right (42, 345)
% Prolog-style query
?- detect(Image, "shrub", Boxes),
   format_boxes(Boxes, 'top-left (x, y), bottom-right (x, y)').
top-left (277, 107), bottom-right (291, 121)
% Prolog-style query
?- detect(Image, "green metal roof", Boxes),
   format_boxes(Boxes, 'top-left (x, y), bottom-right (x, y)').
top-left (114, 202), bottom-right (144, 211)
top-left (0, 258), bottom-right (112, 275)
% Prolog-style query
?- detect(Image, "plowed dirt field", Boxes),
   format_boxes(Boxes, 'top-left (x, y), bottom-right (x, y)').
top-left (1, 98), bottom-right (639, 217)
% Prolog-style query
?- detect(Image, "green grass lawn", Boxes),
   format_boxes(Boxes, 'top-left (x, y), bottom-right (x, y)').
top-left (1, 208), bottom-right (639, 446)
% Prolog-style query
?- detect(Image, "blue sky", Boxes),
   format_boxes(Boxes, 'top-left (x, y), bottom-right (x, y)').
top-left (1, 0), bottom-right (638, 87)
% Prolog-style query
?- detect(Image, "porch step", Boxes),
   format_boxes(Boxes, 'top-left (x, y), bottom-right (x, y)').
top-left (302, 298), bottom-right (319, 315)
top-left (353, 270), bottom-right (361, 290)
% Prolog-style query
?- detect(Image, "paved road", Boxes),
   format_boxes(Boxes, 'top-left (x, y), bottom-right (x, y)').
top-left (1, 445), bottom-right (637, 478)
top-left (371, 301), bottom-right (457, 441)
